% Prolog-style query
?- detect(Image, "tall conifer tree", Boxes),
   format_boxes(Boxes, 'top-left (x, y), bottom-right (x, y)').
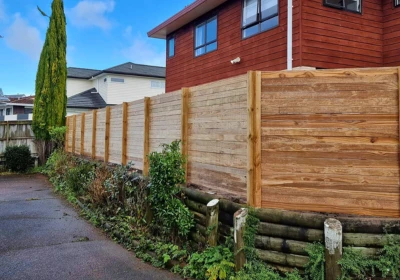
top-left (32, 0), bottom-right (67, 140)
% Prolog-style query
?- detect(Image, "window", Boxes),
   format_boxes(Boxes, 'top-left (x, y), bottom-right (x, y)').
top-left (395, 0), bottom-right (400, 7)
top-left (324, 0), bottom-right (362, 13)
top-left (104, 78), bottom-right (107, 82)
top-left (195, 16), bottom-right (218, 57)
top-left (6, 108), bottom-right (11, 115)
top-left (168, 37), bottom-right (175, 58)
top-left (110, 77), bottom-right (124, 83)
top-left (151, 80), bottom-right (165, 88)
top-left (0, 109), bottom-right (3, 116)
top-left (242, 0), bottom-right (279, 39)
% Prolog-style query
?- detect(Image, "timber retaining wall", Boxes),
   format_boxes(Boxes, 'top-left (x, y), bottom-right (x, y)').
top-left (183, 187), bottom-right (400, 272)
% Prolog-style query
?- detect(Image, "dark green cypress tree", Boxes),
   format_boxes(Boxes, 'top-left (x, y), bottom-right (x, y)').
top-left (32, 0), bottom-right (67, 140)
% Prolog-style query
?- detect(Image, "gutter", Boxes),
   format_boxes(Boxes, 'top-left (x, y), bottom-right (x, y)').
top-left (287, 0), bottom-right (293, 70)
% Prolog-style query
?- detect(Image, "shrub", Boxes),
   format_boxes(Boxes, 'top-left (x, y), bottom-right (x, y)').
top-left (65, 159), bottom-right (95, 195)
top-left (4, 145), bottom-right (34, 172)
top-left (49, 126), bottom-right (67, 149)
top-left (148, 140), bottom-right (194, 238)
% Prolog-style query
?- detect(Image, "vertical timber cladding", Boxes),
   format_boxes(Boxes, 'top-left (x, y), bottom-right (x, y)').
top-left (187, 75), bottom-right (248, 201)
top-left (126, 99), bottom-right (145, 170)
top-left (261, 68), bottom-right (400, 218)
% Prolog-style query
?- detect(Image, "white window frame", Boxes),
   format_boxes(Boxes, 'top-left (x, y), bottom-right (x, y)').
top-left (110, 77), bottom-right (125, 83)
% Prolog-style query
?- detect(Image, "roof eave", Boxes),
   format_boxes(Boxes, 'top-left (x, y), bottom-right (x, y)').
top-left (148, 0), bottom-right (228, 39)
top-left (92, 71), bottom-right (165, 79)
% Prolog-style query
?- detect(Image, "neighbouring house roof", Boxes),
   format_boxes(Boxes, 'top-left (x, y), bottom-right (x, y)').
top-left (148, 0), bottom-right (228, 39)
top-left (68, 62), bottom-right (166, 80)
top-left (101, 62), bottom-right (166, 78)
top-left (67, 67), bottom-right (101, 79)
top-left (9, 96), bottom-right (35, 105)
top-left (67, 88), bottom-right (107, 109)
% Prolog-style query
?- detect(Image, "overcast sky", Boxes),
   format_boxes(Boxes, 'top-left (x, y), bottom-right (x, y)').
top-left (0, 0), bottom-right (192, 95)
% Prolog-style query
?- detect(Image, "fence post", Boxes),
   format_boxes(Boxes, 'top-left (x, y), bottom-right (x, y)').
top-left (206, 199), bottom-right (219, 246)
top-left (324, 218), bottom-right (342, 280)
top-left (72, 115), bottom-right (76, 154)
top-left (64, 117), bottom-right (69, 152)
top-left (80, 113), bottom-right (85, 155)
top-left (397, 68), bottom-right (400, 179)
top-left (247, 71), bottom-right (262, 207)
top-left (181, 88), bottom-right (189, 181)
top-left (122, 102), bottom-right (128, 165)
top-left (143, 97), bottom-right (150, 176)
top-left (92, 110), bottom-right (97, 159)
top-left (104, 107), bottom-right (111, 163)
top-left (5, 121), bottom-right (10, 147)
top-left (234, 208), bottom-right (248, 271)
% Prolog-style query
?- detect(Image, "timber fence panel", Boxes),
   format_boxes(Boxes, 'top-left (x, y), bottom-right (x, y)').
top-left (95, 108), bottom-right (106, 160)
top-left (127, 99), bottom-right (145, 170)
top-left (84, 113), bottom-right (93, 157)
top-left (75, 114), bottom-right (81, 155)
top-left (260, 67), bottom-right (400, 218)
top-left (149, 90), bottom-right (182, 153)
top-left (187, 74), bottom-right (248, 202)
top-left (109, 105), bottom-right (123, 164)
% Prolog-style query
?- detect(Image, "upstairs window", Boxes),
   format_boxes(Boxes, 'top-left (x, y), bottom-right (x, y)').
top-left (110, 77), bottom-right (124, 83)
top-left (151, 80), bottom-right (165, 88)
top-left (395, 0), bottom-right (400, 7)
top-left (195, 16), bottom-right (218, 57)
top-left (6, 108), bottom-right (11, 115)
top-left (324, 0), bottom-right (362, 13)
top-left (168, 37), bottom-right (175, 58)
top-left (242, 0), bottom-right (279, 39)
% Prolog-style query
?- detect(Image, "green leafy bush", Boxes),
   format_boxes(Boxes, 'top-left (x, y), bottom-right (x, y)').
top-left (305, 242), bottom-right (325, 280)
top-left (4, 145), bottom-right (34, 172)
top-left (339, 248), bottom-right (376, 280)
top-left (183, 245), bottom-right (234, 280)
top-left (65, 158), bottom-right (95, 195)
top-left (375, 236), bottom-right (400, 278)
top-left (232, 260), bottom-right (302, 280)
top-left (49, 126), bottom-right (67, 148)
top-left (148, 140), bottom-right (194, 238)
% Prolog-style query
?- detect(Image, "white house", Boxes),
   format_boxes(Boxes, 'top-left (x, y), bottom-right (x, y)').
top-left (67, 62), bottom-right (166, 115)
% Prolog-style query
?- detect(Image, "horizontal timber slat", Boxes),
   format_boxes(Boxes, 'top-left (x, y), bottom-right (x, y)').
top-left (260, 67), bottom-right (400, 218)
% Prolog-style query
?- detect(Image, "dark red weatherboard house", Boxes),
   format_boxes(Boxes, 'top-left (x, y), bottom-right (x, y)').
top-left (148, 0), bottom-right (400, 92)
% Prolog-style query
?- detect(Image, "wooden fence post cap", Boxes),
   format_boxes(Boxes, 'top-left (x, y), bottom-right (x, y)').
top-left (207, 199), bottom-right (219, 207)
top-left (234, 208), bottom-right (249, 242)
top-left (324, 218), bottom-right (342, 231)
top-left (324, 218), bottom-right (342, 255)
top-left (234, 208), bottom-right (249, 219)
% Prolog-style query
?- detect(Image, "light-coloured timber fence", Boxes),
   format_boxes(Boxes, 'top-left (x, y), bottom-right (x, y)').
top-left (65, 68), bottom-right (400, 218)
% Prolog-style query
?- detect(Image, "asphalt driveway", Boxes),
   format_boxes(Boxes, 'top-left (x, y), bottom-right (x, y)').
top-left (0, 174), bottom-right (181, 280)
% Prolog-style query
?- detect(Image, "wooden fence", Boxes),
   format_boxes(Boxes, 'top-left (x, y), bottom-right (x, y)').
top-left (65, 75), bottom-right (248, 200)
top-left (65, 68), bottom-right (400, 218)
top-left (0, 121), bottom-right (37, 157)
